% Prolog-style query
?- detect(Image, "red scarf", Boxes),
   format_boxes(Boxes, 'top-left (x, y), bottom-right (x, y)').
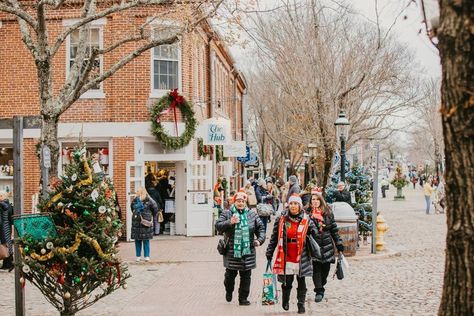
top-left (273, 213), bottom-right (309, 275)
top-left (312, 208), bottom-right (325, 232)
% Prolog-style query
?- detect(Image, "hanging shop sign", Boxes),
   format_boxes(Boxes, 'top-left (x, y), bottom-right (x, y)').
top-left (196, 118), bottom-right (231, 146)
top-left (224, 141), bottom-right (246, 157)
top-left (237, 146), bottom-right (251, 163)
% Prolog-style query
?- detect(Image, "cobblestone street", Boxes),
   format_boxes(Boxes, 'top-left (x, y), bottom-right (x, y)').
top-left (0, 187), bottom-right (445, 315)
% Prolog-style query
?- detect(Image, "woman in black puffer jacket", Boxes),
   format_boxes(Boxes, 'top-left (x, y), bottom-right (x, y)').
top-left (131, 187), bottom-right (158, 262)
top-left (0, 191), bottom-right (14, 271)
top-left (215, 191), bottom-right (265, 306)
top-left (266, 194), bottom-right (319, 314)
top-left (306, 191), bottom-right (344, 303)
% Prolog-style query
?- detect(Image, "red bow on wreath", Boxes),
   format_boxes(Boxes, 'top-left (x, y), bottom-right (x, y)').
top-left (155, 89), bottom-right (184, 137)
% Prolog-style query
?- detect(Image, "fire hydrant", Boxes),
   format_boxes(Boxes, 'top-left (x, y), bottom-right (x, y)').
top-left (376, 214), bottom-right (389, 251)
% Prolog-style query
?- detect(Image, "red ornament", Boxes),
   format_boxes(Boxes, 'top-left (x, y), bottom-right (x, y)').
top-left (58, 273), bottom-right (65, 285)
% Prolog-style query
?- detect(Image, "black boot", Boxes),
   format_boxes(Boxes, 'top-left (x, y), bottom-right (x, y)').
top-left (238, 270), bottom-right (251, 306)
top-left (224, 269), bottom-right (237, 303)
top-left (281, 288), bottom-right (290, 311)
top-left (297, 303), bottom-right (305, 314)
top-left (0, 256), bottom-right (13, 271)
top-left (297, 286), bottom-right (307, 314)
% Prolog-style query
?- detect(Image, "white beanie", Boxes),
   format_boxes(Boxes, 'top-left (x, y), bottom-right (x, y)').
top-left (288, 194), bottom-right (303, 209)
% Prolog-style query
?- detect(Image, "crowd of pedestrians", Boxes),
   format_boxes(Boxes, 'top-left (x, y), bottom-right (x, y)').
top-left (215, 175), bottom-right (344, 314)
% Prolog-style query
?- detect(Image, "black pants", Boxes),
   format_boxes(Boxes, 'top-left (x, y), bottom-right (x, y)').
top-left (381, 187), bottom-right (386, 198)
top-left (312, 262), bottom-right (331, 294)
top-left (224, 268), bottom-right (251, 301)
top-left (281, 274), bottom-right (307, 304)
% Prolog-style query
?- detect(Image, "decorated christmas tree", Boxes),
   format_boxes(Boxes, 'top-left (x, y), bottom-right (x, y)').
top-left (346, 166), bottom-right (373, 236)
top-left (14, 147), bottom-right (129, 316)
top-left (391, 164), bottom-right (409, 200)
top-left (325, 165), bottom-right (373, 236)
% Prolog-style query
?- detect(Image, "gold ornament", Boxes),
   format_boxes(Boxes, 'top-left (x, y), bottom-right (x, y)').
top-left (64, 292), bottom-right (71, 299)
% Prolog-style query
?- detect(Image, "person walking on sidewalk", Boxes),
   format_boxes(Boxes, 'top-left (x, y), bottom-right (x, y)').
top-left (380, 178), bottom-right (390, 198)
top-left (306, 191), bottom-right (344, 303)
top-left (266, 194), bottom-right (319, 314)
top-left (0, 191), bottom-right (14, 271)
top-left (131, 187), bottom-right (158, 262)
top-left (215, 191), bottom-right (265, 306)
top-left (423, 180), bottom-right (435, 214)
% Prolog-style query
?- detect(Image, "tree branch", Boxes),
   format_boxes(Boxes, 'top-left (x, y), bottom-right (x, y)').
top-left (50, 0), bottom-right (176, 57)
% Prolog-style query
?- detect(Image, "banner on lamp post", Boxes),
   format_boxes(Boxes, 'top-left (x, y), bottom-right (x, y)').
top-left (224, 141), bottom-right (246, 157)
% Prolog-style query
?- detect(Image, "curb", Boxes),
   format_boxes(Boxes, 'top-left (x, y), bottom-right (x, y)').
top-left (348, 248), bottom-right (402, 261)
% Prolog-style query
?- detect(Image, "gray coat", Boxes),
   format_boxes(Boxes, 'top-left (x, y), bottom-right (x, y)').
top-left (266, 211), bottom-right (318, 278)
top-left (215, 208), bottom-right (265, 271)
top-left (131, 197), bottom-right (158, 240)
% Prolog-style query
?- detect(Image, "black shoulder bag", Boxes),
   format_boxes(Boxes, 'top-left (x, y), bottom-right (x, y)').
top-left (217, 233), bottom-right (229, 255)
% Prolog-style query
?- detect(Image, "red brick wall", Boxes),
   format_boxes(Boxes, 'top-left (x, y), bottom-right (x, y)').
top-left (23, 139), bottom-right (41, 211)
top-left (112, 137), bottom-right (134, 221)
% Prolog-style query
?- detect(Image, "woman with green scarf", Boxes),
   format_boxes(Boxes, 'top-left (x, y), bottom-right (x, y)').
top-left (215, 190), bottom-right (265, 306)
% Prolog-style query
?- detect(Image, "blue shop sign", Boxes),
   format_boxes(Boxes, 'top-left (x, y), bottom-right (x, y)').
top-left (237, 146), bottom-right (251, 163)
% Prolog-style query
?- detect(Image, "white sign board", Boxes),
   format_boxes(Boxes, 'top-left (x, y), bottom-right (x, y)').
top-left (196, 118), bottom-right (232, 145)
top-left (224, 141), bottom-right (246, 157)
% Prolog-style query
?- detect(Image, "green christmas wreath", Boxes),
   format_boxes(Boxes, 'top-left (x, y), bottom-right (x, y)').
top-left (150, 89), bottom-right (197, 150)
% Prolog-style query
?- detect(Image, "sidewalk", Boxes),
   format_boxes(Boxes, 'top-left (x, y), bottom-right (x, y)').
top-left (0, 186), bottom-right (445, 315)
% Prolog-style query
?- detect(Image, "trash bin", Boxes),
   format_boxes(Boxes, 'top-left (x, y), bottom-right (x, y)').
top-left (331, 202), bottom-right (358, 257)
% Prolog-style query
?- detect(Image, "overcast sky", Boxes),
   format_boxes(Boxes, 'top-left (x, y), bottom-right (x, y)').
top-left (229, 0), bottom-right (441, 79)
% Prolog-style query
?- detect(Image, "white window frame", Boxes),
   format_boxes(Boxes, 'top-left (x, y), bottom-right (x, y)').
top-left (64, 18), bottom-right (106, 99)
top-left (149, 19), bottom-right (182, 99)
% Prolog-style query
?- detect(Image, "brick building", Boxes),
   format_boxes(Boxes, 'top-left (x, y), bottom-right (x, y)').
top-left (0, 7), bottom-right (246, 238)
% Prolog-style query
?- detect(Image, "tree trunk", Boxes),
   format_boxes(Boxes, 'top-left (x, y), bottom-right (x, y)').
top-left (438, 1), bottom-right (474, 315)
top-left (40, 116), bottom-right (60, 185)
top-left (322, 147), bottom-right (334, 189)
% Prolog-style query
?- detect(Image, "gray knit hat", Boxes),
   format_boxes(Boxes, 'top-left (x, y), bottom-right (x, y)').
top-left (289, 175), bottom-right (298, 184)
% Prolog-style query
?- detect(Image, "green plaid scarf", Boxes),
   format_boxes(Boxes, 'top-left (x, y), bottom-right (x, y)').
top-left (232, 205), bottom-right (251, 258)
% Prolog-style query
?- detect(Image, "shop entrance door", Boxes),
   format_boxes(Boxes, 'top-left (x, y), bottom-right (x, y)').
top-left (126, 161), bottom-right (145, 241)
top-left (186, 160), bottom-right (213, 236)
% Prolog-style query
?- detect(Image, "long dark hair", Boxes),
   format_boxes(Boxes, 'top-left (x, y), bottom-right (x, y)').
top-left (309, 193), bottom-right (332, 216)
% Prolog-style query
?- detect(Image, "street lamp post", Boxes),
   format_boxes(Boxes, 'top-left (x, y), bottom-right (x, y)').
top-left (334, 110), bottom-right (350, 182)
top-left (303, 152), bottom-right (309, 187)
top-left (284, 158), bottom-right (290, 181)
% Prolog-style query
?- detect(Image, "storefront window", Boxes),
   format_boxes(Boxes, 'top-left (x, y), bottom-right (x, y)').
top-left (0, 145), bottom-right (14, 198)
top-left (61, 142), bottom-right (111, 176)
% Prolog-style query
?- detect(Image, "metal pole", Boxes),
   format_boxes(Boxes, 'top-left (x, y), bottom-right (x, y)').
top-left (340, 136), bottom-right (346, 182)
top-left (13, 116), bottom-right (25, 316)
top-left (371, 144), bottom-right (380, 254)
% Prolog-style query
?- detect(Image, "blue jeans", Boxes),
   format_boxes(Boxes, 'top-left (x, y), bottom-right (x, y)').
top-left (135, 239), bottom-right (150, 257)
top-left (425, 196), bottom-right (431, 214)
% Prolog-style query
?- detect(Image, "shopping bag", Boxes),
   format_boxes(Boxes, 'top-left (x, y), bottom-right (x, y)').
top-left (262, 260), bottom-right (278, 305)
top-left (333, 253), bottom-right (345, 280)
top-left (340, 253), bottom-right (350, 273)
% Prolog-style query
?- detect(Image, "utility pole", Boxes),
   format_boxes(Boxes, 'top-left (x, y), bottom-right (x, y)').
top-left (0, 115), bottom-right (41, 316)
top-left (371, 144), bottom-right (380, 254)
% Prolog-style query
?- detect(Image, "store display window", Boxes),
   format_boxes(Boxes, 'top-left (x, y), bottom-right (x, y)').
top-left (0, 145), bottom-right (14, 198)
top-left (60, 141), bottom-right (111, 176)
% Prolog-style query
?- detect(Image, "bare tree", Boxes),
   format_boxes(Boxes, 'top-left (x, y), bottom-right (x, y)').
top-left (408, 78), bottom-right (443, 174)
top-left (0, 0), bottom-right (230, 186)
top-left (437, 1), bottom-right (474, 314)
top-left (245, 0), bottom-right (418, 186)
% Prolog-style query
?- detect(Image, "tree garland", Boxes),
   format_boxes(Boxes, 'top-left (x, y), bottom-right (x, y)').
top-left (197, 138), bottom-right (213, 157)
top-left (149, 89), bottom-right (197, 150)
